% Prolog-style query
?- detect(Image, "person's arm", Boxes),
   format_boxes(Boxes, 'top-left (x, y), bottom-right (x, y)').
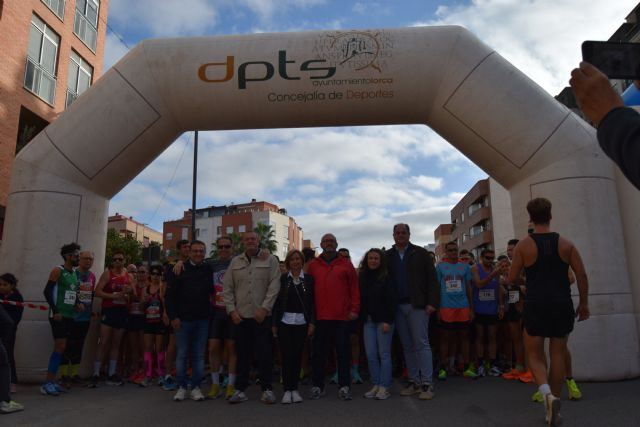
top-left (222, 260), bottom-right (241, 324)
top-left (597, 107), bottom-right (640, 190)
top-left (12, 292), bottom-right (24, 324)
top-left (425, 255), bottom-right (439, 313)
top-left (95, 270), bottom-right (117, 300)
top-left (471, 264), bottom-right (501, 288)
top-left (165, 270), bottom-right (179, 322)
top-left (568, 244), bottom-right (590, 322)
top-left (507, 243), bottom-right (525, 285)
top-left (570, 61), bottom-right (624, 125)
top-left (465, 270), bottom-right (474, 318)
top-left (382, 276), bottom-right (397, 325)
top-left (43, 267), bottom-right (61, 318)
top-left (0, 304), bottom-right (14, 340)
top-left (347, 264), bottom-right (360, 319)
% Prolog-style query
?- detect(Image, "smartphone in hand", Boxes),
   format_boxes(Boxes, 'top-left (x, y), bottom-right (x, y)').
top-left (582, 41), bottom-right (640, 79)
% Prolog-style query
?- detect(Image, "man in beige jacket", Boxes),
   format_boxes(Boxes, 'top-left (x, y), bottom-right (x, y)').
top-left (223, 231), bottom-right (281, 404)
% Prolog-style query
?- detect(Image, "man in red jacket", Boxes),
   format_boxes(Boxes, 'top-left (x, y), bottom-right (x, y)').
top-left (307, 233), bottom-right (360, 401)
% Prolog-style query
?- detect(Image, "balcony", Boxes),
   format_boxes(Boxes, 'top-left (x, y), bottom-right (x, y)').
top-left (24, 57), bottom-right (56, 105)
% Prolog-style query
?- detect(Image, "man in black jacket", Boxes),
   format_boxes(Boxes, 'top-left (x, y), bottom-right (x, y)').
top-left (570, 61), bottom-right (640, 190)
top-left (386, 224), bottom-right (439, 401)
top-left (166, 240), bottom-right (213, 402)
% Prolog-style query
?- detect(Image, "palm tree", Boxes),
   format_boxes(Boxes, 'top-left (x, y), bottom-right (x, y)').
top-left (254, 223), bottom-right (278, 254)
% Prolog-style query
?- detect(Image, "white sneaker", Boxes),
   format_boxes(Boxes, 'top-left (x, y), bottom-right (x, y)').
top-left (544, 393), bottom-right (562, 427)
top-left (375, 386), bottom-right (390, 400)
top-left (0, 400), bottom-right (24, 414)
top-left (261, 389), bottom-right (277, 405)
top-left (228, 390), bottom-right (248, 404)
top-left (291, 390), bottom-right (303, 403)
top-left (364, 385), bottom-right (379, 399)
top-left (173, 387), bottom-right (187, 401)
top-left (190, 387), bottom-right (205, 401)
top-left (281, 390), bottom-right (292, 404)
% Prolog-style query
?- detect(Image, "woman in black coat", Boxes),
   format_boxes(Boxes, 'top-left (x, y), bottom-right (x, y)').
top-left (359, 248), bottom-right (396, 400)
top-left (272, 249), bottom-right (315, 404)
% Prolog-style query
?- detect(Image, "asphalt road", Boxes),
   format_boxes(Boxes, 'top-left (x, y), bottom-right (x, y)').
top-left (6, 376), bottom-right (640, 426)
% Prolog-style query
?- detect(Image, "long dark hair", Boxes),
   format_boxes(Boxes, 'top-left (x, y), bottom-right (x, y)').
top-left (358, 248), bottom-right (388, 280)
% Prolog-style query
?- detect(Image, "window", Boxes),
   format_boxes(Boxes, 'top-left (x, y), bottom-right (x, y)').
top-left (226, 226), bottom-right (234, 234)
top-left (282, 225), bottom-right (289, 240)
top-left (181, 227), bottom-right (189, 240)
top-left (461, 212), bottom-right (465, 223)
top-left (74, 0), bottom-right (99, 51)
top-left (42, 0), bottom-right (65, 20)
top-left (24, 14), bottom-right (59, 105)
top-left (238, 225), bottom-right (246, 233)
top-left (66, 50), bottom-right (93, 107)
top-left (216, 226), bottom-right (222, 236)
top-left (166, 232), bottom-right (173, 241)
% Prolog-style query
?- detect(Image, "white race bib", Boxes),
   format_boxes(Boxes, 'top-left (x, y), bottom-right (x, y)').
top-left (479, 289), bottom-right (495, 301)
top-left (508, 290), bottom-right (520, 304)
top-left (78, 290), bottom-right (92, 304)
top-left (145, 305), bottom-right (160, 319)
top-left (445, 279), bottom-right (462, 293)
top-left (63, 290), bottom-right (77, 305)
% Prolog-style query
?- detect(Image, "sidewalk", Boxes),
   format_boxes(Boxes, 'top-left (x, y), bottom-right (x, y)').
top-left (6, 376), bottom-right (639, 426)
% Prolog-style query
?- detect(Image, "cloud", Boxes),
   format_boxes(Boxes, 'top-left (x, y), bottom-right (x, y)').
top-left (415, 0), bottom-right (637, 94)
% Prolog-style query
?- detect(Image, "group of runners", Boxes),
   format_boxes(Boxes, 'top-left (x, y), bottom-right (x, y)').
top-left (0, 197), bottom-right (589, 426)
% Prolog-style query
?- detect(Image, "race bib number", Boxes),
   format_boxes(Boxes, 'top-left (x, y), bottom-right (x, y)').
top-left (63, 290), bottom-right (77, 305)
top-left (508, 290), bottom-right (520, 304)
top-left (445, 279), bottom-right (462, 293)
top-left (479, 289), bottom-right (495, 301)
top-left (130, 301), bottom-right (143, 315)
top-left (145, 305), bottom-right (161, 320)
top-left (78, 290), bottom-right (93, 304)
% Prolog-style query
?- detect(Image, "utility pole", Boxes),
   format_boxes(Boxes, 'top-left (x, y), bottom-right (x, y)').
top-left (191, 131), bottom-right (198, 241)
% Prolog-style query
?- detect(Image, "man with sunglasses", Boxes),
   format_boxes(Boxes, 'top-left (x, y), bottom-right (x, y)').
top-left (41, 243), bottom-right (81, 396)
top-left (166, 240), bottom-right (214, 402)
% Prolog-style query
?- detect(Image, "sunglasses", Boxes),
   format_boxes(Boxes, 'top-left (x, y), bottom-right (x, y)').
top-left (218, 245), bottom-right (232, 249)
top-left (112, 257), bottom-right (124, 261)
top-left (484, 256), bottom-right (495, 261)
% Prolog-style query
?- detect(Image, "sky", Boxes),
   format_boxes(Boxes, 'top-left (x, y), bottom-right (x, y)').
top-left (104, 0), bottom-right (637, 262)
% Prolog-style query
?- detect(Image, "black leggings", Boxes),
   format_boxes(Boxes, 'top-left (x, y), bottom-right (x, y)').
top-left (278, 324), bottom-right (307, 391)
top-left (0, 328), bottom-right (17, 384)
top-left (64, 321), bottom-right (90, 366)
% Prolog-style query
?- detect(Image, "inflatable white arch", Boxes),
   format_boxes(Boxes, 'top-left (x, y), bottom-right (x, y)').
top-left (1, 26), bottom-right (639, 381)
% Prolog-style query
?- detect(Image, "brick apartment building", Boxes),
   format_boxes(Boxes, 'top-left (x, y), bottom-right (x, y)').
top-left (108, 213), bottom-right (163, 246)
top-left (163, 199), bottom-right (304, 260)
top-left (0, 0), bottom-right (108, 240)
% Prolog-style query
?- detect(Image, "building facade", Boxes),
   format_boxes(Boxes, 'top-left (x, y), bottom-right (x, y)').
top-left (0, 0), bottom-right (108, 241)
top-left (433, 224), bottom-right (453, 261)
top-left (163, 199), bottom-right (304, 260)
top-left (108, 213), bottom-right (162, 246)
top-left (449, 178), bottom-right (514, 259)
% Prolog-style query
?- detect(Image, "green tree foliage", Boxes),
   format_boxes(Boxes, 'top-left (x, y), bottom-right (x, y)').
top-left (105, 228), bottom-right (142, 267)
top-left (254, 222), bottom-right (278, 254)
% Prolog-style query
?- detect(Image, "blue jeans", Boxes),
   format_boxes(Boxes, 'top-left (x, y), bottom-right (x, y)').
top-left (395, 303), bottom-right (433, 384)
top-left (363, 320), bottom-right (394, 388)
top-left (175, 318), bottom-right (208, 388)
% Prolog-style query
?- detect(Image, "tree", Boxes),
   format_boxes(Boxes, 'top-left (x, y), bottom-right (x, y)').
top-left (105, 228), bottom-right (142, 267)
top-left (254, 223), bottom-right (278, 254)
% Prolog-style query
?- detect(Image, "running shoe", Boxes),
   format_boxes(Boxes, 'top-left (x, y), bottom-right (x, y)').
top-left (544, 393), bottom-right (562, 427)
top-left (375, 386), bottom-right (391, 400)
top-left (489, 365), bottom-right (502, 377)
top-left (400, 382), bottom-right (420, 395)
top-left (309, 386), bottom-right (325, 400)
top-left (162, 375), bottom-right (177, 391)
top-left (229, 390), bottom-right (248, 404)
top-left (157, 377), bottom-right (164, 387)
top-left (173, 387), bottom-right (187, 401)
top-left (190, 387), bottom-right (205, 401)
top-left (502, 368), bottom-right (522, 380)
top-left (364, 385), bottom-right (379, 399)
top-left (566, 378), bottom-right (582, 400)
top-left (207, 383), bottom-right (221, 399)
top-left (139, 377), bottom-right (151, 388)
top-left (225, 384), bottom-right (235, 400)
top-left (518, 370), bottom-right (534, 383)
top-left (281, 390), bottom-right (293, 404)
top-left (351, 366), bottom-right (364, 384)
top-left (477, 364), bottom-right (486, 377)
top-left (329, 371), bottom-right (338, 384)
top-left (291, 390), bottom-right (303, 403)
top-left (106, 375), bottom-right (124, 386)
top-left (418, 383), bottom-right (434, 400)
top-left (53, 382), bottom-right (69, 393)
top-left (261, 389), bottom-right (277, 404)
top-left (438, 368), bottom-right (447, 381)
top-left (0, 400), bottom-right (24, 414)
top-left (338, 386), bottom-right (352, 401)
top-left (463, 366), bottom-right (479, 379)
top-left (40, 382), bottom-right (59, 396)
top-left (532, 390), bottom-right (544, 403)
top-left (87, 375), bottom-right (99, 388)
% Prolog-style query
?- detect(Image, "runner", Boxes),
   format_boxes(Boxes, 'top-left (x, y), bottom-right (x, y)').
top-left (125, 265), bottom-right (147, 384)
top-left (41, 243), bottom-right (81, 396)
top-left (140, 265), bottom-right (166, 387)
top-left (471, 249), bottom-right (505, 377)
top-left (89, 250), bottom-right (133, 388)
top-left (508, 198), bottom-right (589, 426)
top-left (436, 241), bottom-right (476, 381)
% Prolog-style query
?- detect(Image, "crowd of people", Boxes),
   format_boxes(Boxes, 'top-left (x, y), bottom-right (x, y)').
top-left (0, 197), bottom-right (589, 426)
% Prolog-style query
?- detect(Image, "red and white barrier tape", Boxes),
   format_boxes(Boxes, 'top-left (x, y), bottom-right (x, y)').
top-left (1, 299), bottom-right (48, 311)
